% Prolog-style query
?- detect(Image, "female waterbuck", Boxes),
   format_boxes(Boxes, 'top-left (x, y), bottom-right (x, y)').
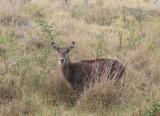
top-left (51, 42), bottom-right (126, 97)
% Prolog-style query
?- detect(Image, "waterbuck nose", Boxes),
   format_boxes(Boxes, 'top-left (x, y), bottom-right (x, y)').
top-left (60, 58), bottom-right (65, 63)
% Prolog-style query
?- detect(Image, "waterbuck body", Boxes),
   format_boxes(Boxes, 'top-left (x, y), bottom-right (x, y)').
top-left (51, 42), bottom-right (126, 97)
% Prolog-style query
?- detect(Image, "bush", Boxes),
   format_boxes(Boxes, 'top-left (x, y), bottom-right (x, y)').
top-left (145, 101), bottom-right (160, 116)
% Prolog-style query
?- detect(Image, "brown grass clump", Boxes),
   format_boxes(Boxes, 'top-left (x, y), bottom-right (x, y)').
top-left (0, 93), bottom-right (41, 116)
top-left (0, 14), bottom-right (29, 26)
top-left (25, 38), bottom-right (44, 53)
top-left (77, 81), bottom-right (123, 112)
top-left (0, 78), bottom-right (21, 105)
top-left (42, 70), bottom-right (76, 106)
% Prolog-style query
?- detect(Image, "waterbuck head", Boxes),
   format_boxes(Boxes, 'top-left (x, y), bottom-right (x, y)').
top-left (51, 42), bottom-right (75, 65)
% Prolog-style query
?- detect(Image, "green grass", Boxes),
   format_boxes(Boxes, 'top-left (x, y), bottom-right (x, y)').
top-left (145, 101), bottom-right (160, 116)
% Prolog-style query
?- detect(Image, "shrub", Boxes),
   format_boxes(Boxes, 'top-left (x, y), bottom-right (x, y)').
top-left (145, 101), bottom-right (160, 116)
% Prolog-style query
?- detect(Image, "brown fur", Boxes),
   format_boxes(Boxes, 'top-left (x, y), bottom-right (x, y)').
top-left (60, 58), bottom-right (126, 97)
top-left (51, 42), bottom-right (126, 97)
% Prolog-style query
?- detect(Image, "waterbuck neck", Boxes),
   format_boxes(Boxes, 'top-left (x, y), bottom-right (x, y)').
top-left (60, 62), bottom-right (71, 80)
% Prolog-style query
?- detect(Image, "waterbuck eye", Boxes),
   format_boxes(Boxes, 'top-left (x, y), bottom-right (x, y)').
top-left (65, 48), bottom-right (70, 53)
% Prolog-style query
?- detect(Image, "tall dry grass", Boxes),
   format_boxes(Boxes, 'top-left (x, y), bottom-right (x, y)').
top-left (0, 0), bottom-right (160, 115)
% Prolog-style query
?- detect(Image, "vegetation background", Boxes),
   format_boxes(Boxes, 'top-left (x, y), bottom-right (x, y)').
top-left (0, 0), bottom-right (160, 115)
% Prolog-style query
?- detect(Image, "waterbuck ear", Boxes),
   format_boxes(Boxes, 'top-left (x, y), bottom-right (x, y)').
top-left (67, 42), bottom-right (75, 51)
top-left (51, 42), bottom-right (60, 51)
